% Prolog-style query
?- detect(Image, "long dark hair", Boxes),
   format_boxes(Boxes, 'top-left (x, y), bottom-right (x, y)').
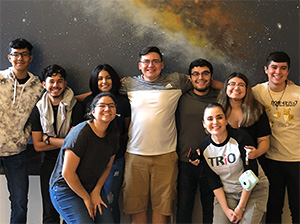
top-left (88, 92), bottom-right (119, 146)
top-left (218, 72), bottom-right (263, 127)
top-left (89, 64), bottom-right (121, 96)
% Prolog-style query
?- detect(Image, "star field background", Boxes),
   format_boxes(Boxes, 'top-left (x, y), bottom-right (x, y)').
top-left (0, 0), bottom-right (299, 94)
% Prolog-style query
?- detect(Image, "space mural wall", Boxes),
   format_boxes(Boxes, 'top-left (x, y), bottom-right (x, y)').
top-left (1, 0), bottom-right (299, 94)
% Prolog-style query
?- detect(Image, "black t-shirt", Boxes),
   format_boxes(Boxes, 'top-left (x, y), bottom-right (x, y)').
top-left (240, 109), bottom-right (271, 147)
top-left (83, 93), bottom-right (131, 158)
top-left (50, 121), bottom-right (118, 191)
top-left (30, 101), bottom-right (85, 161)
top-left (17, 74), bottom-right (30, 84)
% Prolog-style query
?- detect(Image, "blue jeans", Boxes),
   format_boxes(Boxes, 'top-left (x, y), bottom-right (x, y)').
top-left (50, 184), bottom-right (113, 224)
top-left (0, 150), bottom-right (29, 224)
top-left (176, 161), bottom-right (214, 224)
top-left (103, 157), bottom-right (125, 224)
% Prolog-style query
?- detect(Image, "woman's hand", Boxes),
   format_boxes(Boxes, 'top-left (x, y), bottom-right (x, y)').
top-left (246, 146), bottom-right (259, 159)
top-left (83, 196), bottom-right (95, 220)
top-left (90, 189), bottom-right (108, 216)
top-left (233, 206), bottom-right (244, 223)
top-left (224, 207), bottom-right (238, 223)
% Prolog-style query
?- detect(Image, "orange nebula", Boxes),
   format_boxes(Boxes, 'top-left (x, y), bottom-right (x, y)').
top-left (133, 0), bottom-right (263, 59)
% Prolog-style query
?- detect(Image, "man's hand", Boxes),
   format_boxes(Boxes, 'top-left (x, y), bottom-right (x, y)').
top-left (188, 148), bottom-right (201, 166)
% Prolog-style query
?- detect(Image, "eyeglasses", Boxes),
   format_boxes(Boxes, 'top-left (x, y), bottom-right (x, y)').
top-left (9, 52), bottom-right (31, 58)
top-left (191, 71), bottom-right (211, 77)
top-left (227, 82), bottom-right (246, 88)
top-left (140, 59), bottom-right (162, 65)
top-left (96, 103), bottom-right (116, 109)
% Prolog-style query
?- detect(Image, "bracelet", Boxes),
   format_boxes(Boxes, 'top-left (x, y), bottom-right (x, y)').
top-left (236, 205), bottom-right (245, 212)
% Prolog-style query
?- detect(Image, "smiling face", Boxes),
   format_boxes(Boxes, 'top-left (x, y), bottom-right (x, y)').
top-left (138, 52), bottom-right (164, 82)
top-left (203, 106), bottom-right (227, 137)
top-left (98, 70), bottom-right (113, 92)
top-left (265, 61), bottom-right (289, 89)
top-left (8, 48), bottom-right (33, 75)
top-left (43, 73), bottom-right (67, 99)
top-left (92, 96), bottom-right (116, 123)
top-left (190, 66), bottom-right (212, 95)
top-left (226, 77), bottom-right (246, 101)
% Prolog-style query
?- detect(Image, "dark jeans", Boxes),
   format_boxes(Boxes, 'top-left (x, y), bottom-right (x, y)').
top-left (40, 159), bottom-right (60, 223)
top-left (0, 150), bottom-right (28, 224)
top-left (50, 184), bottom-right (113, 224)
top-left (176, 161), bottom-right (214, 224)
top-left (264, 158), bottom-right (300, 224)
top-left (103, 157), bottom-right (125, 224)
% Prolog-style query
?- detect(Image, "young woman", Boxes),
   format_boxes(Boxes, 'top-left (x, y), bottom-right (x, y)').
top-left (197, 103), bottom-right (269, 224)
top-left (218, 72), bottom-right (271, 169)
top-left (49, 92), bottom-right (119, 223)
top-left (82, 64), bottom-right (131, 223)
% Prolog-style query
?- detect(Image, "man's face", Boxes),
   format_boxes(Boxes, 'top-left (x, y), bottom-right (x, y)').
top-left (264, 61), bottom-right (289, 86)
top-left (42, 73), bottom-right (67, 99)
top-left (7, 48), bottom-right (33, 72)
top-left (189, 66), bottom-right (212, 95)
top-left (138, 52), bottom-right (164, 82)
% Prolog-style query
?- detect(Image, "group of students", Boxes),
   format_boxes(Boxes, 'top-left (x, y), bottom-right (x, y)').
top-left (0, 38), bottom-right (299, 224)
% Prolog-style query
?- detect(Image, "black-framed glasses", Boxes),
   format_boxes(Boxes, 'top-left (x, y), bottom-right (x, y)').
top-left (96, 103), bottom-right (116, 109)
top-left (227, 82), bottom-right (246, 88)
top-left (140, 59), bottom-right (161, 65)
top-left (9, 52), bottom-right (31, 58)
top-left (191, 71), bottom-right (211, 77)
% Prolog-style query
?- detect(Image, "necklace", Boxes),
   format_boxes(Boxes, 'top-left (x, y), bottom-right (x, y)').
top-left (267, 84), bottom-right (286, 110)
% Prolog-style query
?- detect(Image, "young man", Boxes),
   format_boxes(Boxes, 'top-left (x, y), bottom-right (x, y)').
top-left (30, 64), bottom-right (84, 223)
top-left (120, 46), bottom-right (191, 223)
top-left (0, 38), bottom-right (44, 223)
top-left (176, 59), bottom-right (218, 223)
top-left (252, 52), bottom-right (300, 224)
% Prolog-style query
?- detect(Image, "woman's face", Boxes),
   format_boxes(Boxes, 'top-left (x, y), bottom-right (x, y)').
top-left (92, 96), bottom-right (116, 123)
top-left (226, 77), bottom-right (246, 101)
top-left (203, 106), bottom-right (227, 136)
top-left (98, 70), bottom-right (113, 92)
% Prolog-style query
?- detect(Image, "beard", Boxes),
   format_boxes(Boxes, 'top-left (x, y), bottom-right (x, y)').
top-left (195, 85), bottom-right (210, 93)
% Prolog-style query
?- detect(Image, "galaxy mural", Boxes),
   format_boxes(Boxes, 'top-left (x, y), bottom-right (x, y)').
top-left (0, 1), bottom-right (298, 222)
top-left (1, 0), bottom-right (299, 92)
top-left (1, 0), bottom-right (299, 174)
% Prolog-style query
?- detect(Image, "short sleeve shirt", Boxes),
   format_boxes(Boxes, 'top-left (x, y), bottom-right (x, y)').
top-left (50, 122), bottom-right (118, 190)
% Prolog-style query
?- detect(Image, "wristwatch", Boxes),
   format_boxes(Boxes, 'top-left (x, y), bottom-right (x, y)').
top-left (44, 135), bottom-right (52, 145)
